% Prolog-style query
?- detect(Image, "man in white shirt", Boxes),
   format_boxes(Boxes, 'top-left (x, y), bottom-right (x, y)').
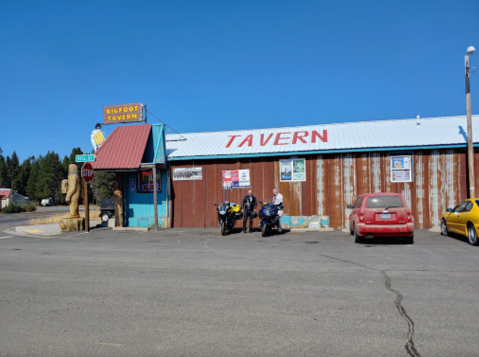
top-left (272, 188), bottom-right (284, 233)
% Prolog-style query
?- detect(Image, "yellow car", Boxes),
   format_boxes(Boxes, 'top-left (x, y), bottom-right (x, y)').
top-left (441, 199), bottom-right (479, 246)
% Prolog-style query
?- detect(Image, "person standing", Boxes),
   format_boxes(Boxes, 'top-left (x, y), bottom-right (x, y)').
top-left (272, 188), bottom-right (284, 233)
top-left (242, 189), bottom-right (257, 233)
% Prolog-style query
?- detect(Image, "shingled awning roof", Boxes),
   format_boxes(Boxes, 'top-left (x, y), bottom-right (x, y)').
top-left (92, 124), bottom-right (151, 170)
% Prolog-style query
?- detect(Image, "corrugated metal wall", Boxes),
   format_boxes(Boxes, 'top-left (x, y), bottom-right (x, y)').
top-left (170, 149), bottom-right (469, 229)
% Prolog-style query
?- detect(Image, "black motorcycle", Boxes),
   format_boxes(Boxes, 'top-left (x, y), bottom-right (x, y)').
top-left (214, 202), bottom-right (243, 236)
top-left (258, 201), bottom-right (283, 237)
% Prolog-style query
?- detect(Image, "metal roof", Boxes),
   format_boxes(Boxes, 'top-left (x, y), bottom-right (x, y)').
top-left (93, 124), bottom-right (151, 170)
top-left (0, 189), bottom-right (12, 198)
top-left (166, 115), bottom-right (479, 160)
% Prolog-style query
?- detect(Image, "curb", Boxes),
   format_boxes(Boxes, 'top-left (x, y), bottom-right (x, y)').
top-left (289, 228), bottom-right (335, 232)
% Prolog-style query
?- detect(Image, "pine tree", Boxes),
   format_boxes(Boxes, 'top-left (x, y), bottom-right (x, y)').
top-left (26, 157), bottom-right (41, 202)
top-left (9, 152), bottom-right (20, 190)
top-left (92, 172), bottom-right (115, 204)
top-left (0, 147), bottom-right (7, 188)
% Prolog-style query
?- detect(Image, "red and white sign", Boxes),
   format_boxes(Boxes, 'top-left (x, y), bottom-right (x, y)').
top-left (81, 162), bottom-right (95, 183)
top-left (222, 170), bottom-right (250, 189)
top-left (225, 129), bottom-right (328, 148)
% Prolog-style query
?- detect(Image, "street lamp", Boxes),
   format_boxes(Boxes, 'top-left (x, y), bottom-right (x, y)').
top-left (465, 46), bottom-right (475, 198)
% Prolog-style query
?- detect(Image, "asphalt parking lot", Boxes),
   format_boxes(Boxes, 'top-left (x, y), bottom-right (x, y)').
top-left (0, 228), bottom-right (478, 357)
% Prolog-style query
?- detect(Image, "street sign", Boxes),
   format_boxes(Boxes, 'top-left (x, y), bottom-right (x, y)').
top-left (76, 154), bottom-right (95, 163)
top-left (81, 162), bottom-right (94, 184)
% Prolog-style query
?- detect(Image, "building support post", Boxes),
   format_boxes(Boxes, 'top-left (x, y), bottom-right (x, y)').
top-left (466, 54), bottom-right (475, 198)
top-left (84, 181), bottom-right (90, 233)
top-left (153, 166), bottom-right (159, 231)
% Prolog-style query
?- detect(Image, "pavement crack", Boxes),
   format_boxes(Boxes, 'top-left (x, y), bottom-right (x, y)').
top-left (320, 254), bottom-right (421, 357)
top-left (381, 270), bottom-right (421, 357)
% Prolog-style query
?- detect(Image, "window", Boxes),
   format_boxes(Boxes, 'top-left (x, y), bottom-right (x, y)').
top-left (465, 201), bottom-right (473, 212)
top-left (137, 169), bottom-right (161, 193)
top-left (366, 195), bottom-right (404, 209)
top-left (453, 202), bottom-right (467, 213)
top-left (390, 155), bottom-right (413, 183)
top-left (280, 159), bottom-right (306, 182)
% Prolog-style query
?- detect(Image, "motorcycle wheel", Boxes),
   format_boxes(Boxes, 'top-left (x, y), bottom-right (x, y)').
top-left (262, 224), bottom-right (268, 237)
top-left (221, 222), bottom-right (226, 236)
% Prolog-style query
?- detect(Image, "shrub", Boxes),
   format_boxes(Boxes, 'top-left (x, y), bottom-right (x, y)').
top-left (2, 203), bottom-right (25, 213)
top-left (24, 203), bottom-right (37, 212)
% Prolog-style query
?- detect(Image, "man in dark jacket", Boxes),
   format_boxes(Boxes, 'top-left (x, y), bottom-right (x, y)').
top-left (242, 189), bottom-right (257, 233)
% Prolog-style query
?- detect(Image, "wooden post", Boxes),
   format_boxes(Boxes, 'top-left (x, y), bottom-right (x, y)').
top-left (84, 181), bottom-right (90, 233)
top-left (465, 54), bottom-right (475, 199)
top-left (114, 173), bottom-right (124, 227)
top-left (153, 166), bottom-right (159, 230)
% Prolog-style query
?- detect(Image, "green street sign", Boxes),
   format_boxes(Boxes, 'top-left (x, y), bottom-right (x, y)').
top-left (75, 154), bottom-right (96, 163)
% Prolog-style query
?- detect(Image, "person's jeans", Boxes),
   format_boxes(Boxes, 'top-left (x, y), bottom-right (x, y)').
top-left (243, 210), bottom-right (253, 232)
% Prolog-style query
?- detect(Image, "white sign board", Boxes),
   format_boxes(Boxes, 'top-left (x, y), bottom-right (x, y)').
top-left (390, 155), bottom-right (413, 182)
top-left (173, 168), bottom-right (203, 181)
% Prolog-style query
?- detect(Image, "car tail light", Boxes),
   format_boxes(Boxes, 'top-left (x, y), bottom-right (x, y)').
top-left (407, 210), bottom-right (411, 221)
top-left (359, 211), bottom-right (364, 221)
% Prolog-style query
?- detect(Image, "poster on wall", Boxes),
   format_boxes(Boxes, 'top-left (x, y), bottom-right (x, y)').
top-left (222, 169), bottom-right (251, 189)
top-left (280, 160), bottom-right (292, 181)
top-left (390, 155), bottom-right (412, 182)
top-left (173, 168), bottom-right (203, 181)
top-left (280, 159), bottom-right (306, 182)
top-left (129, 179), bottom-right (136, 192)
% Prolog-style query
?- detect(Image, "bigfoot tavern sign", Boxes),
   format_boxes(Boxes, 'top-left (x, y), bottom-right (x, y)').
top-left (103, 103), bottom-right (144, 124)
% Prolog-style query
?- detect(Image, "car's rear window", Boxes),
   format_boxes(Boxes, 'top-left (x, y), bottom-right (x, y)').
top-left (366, 195), bottom-right (404, 209)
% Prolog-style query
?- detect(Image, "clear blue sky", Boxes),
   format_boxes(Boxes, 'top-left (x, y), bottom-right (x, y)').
top-left (0, 0), bottom-right (478, 160)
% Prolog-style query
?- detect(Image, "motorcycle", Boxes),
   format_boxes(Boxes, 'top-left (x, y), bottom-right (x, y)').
top-left (214, 202), bottom-right (243, 236)
top-left (258, 201), bottom-right (283, 237)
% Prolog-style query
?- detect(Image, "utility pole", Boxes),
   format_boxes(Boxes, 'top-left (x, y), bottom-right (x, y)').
top-left (465, 46), bottom-right (476, 198)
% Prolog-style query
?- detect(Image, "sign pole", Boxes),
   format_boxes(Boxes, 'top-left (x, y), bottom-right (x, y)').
top-left (85, 181), bottom-right (90, 233)
top-left (153, 166), bottom-right (159, 231)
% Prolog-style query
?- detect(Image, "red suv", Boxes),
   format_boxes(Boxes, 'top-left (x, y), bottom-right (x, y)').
top-left (347, 193), bottom-right (414, 244)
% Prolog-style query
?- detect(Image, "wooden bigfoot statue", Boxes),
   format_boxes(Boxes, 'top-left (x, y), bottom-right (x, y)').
top-left (64, 164), bottom-right (81, 218)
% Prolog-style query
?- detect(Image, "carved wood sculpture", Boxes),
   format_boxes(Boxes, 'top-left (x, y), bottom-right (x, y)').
top-left (60, 164), bottom-right (84, 232)
top-left (114, 173), bottom-right (124, 227)
top-left (65, 164), bottom-right (81, 218)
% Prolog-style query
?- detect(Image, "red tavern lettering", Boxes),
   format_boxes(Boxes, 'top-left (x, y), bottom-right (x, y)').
top-left (260, 133), bottom-right (273, 146)
top-left (274, 132), bottom-right (291, 145)
top-left (311, 129), bottom-right (327, 143)
top-left (226, 135), bottom-right (241, 148)
top-left (224, 129), bottom-right (328, 148)
top-left (238, 134), bottom-right (253, 147)
top-left (292, 131), bottom-right (309, 144)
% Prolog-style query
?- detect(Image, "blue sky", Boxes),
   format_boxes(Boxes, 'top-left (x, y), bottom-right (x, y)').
top-left (0, 0), bottom-right (478, 160)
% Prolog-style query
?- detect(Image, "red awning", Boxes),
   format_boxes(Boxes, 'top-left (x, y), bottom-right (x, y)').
top-left (92, 124), bottom-right (151, 170)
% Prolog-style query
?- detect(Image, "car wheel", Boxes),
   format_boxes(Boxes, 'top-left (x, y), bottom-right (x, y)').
top-left (101, 213), bottom-right (110, 222)
top-left (354, 224), bottom-right (363, 244)
top-left (467, 224), bottom-right (478, 246)
top-left (350, 224), bottom-right (354, 236)
top-left (441, 220), bottom-right (449, 236)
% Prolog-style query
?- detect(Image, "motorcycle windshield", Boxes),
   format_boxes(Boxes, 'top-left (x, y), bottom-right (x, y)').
top-left (261, 203), bottom-right (278, 215)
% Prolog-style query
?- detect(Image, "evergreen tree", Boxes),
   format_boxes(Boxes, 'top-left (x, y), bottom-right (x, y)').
top-left (8, 152), bottom-right (20, 190)
top-left (26, 157), bottom-right (41, 202)
top-left (0, 147), bottom-right (7, 188)
top-left (15, 157), bottom-right (34, 196)
top-left (92, 172), bottom-right (115, 204)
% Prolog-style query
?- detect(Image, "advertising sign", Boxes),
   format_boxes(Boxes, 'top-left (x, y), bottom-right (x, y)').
top-left (91, 129), bottom-right (106, 151)
top-left (173, 168), bottom-right (203, 181)
top-left (138, 169), bottom-right (160, 192)
top-left (390, 155), bottom-right (412, 182)
top-left (293, 159), bottom-right (306, 180)
top-left (103, 103), bottom-right (144, 125)
top-left (280, 159), bottom-right (306, 182)
top-left (222, 169), bottom-right (250, 189)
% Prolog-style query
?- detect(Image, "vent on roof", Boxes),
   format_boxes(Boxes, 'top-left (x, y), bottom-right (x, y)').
top-left (416, 115), bottom-right (420, 125)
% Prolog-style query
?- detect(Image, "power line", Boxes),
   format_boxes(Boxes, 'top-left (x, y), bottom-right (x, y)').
top-left (146, 110), bottom-right (187, 141)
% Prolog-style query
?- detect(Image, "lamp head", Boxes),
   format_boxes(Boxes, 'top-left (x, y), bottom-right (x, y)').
top-left (466, 46), bottom-right (476, 55)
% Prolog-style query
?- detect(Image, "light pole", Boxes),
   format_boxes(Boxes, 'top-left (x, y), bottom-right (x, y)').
top-left (465, 45), bottom-right (476, 198)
